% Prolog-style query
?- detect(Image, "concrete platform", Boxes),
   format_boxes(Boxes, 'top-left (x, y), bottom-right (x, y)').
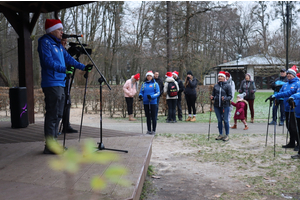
top-left (0, 122), bottom-right (153, 200)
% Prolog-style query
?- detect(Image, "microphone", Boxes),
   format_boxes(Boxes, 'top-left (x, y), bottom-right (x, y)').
top-left (62, 33), bottom-right (83, 38)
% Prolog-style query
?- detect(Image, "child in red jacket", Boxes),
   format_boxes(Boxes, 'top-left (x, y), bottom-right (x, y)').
top-left (231, 93), bottom-right (249, 130)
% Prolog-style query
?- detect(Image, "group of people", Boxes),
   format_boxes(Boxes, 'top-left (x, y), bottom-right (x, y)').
top-left (268, 65), bottom-right (300, 159)
top-left (123, 70), bottom-right (198, 135)
top-left (211, 71), bottom-right (256, 141)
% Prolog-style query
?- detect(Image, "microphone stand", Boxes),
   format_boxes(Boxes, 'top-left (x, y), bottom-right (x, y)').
top-left (75, 36), bottom-right (128, 153)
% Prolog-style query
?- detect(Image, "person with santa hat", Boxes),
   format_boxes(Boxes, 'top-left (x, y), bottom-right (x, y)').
top-left (268, 65), bottom-right (300, 151)
top-left (123, 73), bottom-right (140, 121)
top-left (164, 72), bottom-right (179, 123)
top-left (210, 71), bottom-right (232, 141)
top-left (238, 73), bottom-right (257, 123)
top-left (139, 71), bottom-right (160, 135)
top-left (38, 19), bottom-right (93, 154)
top-left (172, 71), bottom-right (184, 121)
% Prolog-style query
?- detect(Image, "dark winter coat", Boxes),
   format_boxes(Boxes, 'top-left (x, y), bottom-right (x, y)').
top-left (239, 80), bottom-right (256, 100)
top-left (154, 77), bottom-right (164, 97)
top-left (184, 78), bottom-right (198, 95)
top-left (175, 77), bottom-right (184, 100)
top-left (212, 81), bottom-right (232, 108)
top-left (231, 100), bottom-right (248, 120)
top-left (271, 76), bottom-right (288, 100)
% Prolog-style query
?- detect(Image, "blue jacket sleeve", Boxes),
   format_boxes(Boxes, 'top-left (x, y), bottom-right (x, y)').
top-left (139, 83), bottom-right (144, 97)
top-left (151, 83), bottom-right (160, 99)
top-left (63, 49), bottom-right (85, 70)
top-left (39, 39), bottom-right (66, 73)
top-left (275, 86), bottom-right (297, 99)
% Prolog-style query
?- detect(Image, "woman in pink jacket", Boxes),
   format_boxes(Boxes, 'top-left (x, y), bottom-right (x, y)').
top-left (123, 73), bottom-right (140, 121)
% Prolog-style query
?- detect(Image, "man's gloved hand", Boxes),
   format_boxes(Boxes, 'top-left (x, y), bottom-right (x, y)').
top-left (288, 97), bottom-right (295, 107)
top-left (66, 66), bottom-right (74, 75)
top-left (147, 95), bottom-right (151, 100)
top-left (236, 112), bottom-right (240, 115)
top-left (265, 95), bottom-right (275, 102)
top-left (139, 95), bottom-right (143, 101)
top-left (84, 64), bottom-right (93, 72)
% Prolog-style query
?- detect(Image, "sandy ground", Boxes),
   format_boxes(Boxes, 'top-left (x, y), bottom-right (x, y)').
top-left (1, 108), bottom-right (298, 200)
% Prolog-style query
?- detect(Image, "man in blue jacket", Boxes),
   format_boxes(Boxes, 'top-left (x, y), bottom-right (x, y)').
top-left (38, 19), bottom-right (93, 154)
top-left (270, 66), bottom-right (300, 150)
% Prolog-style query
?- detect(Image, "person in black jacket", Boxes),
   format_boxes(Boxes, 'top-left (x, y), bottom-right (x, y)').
top-left (238, 73), bottom-right (256, 123)
top-left (268, 69), bottom-right (288, 126)
top-left (154, 71), bottom-right (164, 119)
top-left (210, 71), bottom-right (232, 141)
top-left (173, 71), bottom-right (184, 121)
top-left (184, 70), bottom-right (198, 121)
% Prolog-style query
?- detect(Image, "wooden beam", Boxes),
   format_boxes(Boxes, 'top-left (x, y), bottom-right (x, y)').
top-left (0, 5), bottom-right (21, 36)
top-left (29, 2), bottom-right (44, 34)
top-left (18, 12), bottom-right (34, 124)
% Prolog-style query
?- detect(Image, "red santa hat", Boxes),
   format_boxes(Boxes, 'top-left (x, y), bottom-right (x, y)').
top-left (287, 65), bottom-right (298, 77)
top-left (218, 71), bottom-right (226, 78)
top-left (145, 71), bottom-right (154, 77)
top-left (165, 72), bottom-right (173, 78)
top-left (133, 73), bottom-right (140, 80)
top-left (172, 71), bottom-right (179, 77)
top-left (45, 19), bottom-right (63, 34)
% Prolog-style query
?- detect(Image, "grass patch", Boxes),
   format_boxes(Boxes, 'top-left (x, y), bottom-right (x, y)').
top-left (140, 165), bottom-right (156, 200)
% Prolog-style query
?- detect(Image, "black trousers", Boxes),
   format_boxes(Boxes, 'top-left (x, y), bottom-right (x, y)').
top-left (185, 94), bottom-right (197, 115)
top-left (286, 112), bottom-right (299, 145)
top-left (177, 99), bottom-right (182, 120)
top-left (144, 104), bottom-right (157, 132)
top-left (125, 97), bottom-right (134, 115)
top-left (167, 99), bottom-right (177, 121)
top-left (43, 86), bottom-right (65, 139)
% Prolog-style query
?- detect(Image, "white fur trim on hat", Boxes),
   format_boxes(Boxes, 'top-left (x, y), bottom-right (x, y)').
top-left (172, 72), bottom-right (178, 77)
top-left (46, 23), bottom-right (63, 34)
top-left (146, 71), bottom-right (154, 77)
top-left (218, 72), bottom-right (226, 78)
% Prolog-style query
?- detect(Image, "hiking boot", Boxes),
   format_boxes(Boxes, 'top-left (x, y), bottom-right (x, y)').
top-left (146, 131), bottom-right (152, 135)
top-left (279, 121), bottom-right (284, 126)
top-left (151, 131), bottom-right (156, 135)
top-left (231, 124), bottom-right (237, 129)
top-left (178, 118), bottom-right (182, 121)
top-left (222, 135), bottom-right (229, 141)
top-left (129, 114), bottom-right (137, 121)
top-left (244, 125), bottom-right (248, 130)
top-left (251, 118), bottom-right (254, 123)
top-left (291, 154), bottom-right (300, 159)
top-left (215, 135), bottom-right (224, 140)
top-left (186, 116), bottom-right (191, 121)
top-left (282, 143), bottom-right (295, 148)
top-left (268, 121), bottom-right (276, 125)
top-left (43, 145), bottom-right (56, 154)
top-left (294, 146), bottom-right (299, 151)
top-left (166, 120), bottom-right (172, 123)
top-left (190, 116), bottom-right (196, 122)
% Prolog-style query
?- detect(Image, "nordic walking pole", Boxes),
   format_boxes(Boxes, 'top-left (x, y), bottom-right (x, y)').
top-left (273, 100), bottom-right (278, 157)
top-left (208, 99), bottom-right (212, 141)
top-left (291, 100), bottom-right (300, 151)
top-left (286, 106), bottom-right (292, 153)
top-left (140, 99), bottom-right (143, 134)
top-left (265, 97), bottom-right (273, 147)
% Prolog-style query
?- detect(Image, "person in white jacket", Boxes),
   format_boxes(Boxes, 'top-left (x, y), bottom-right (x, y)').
top-left (123, 73), bottom-right (140, 121)
top-left (164, 72), bottom-right (179, 123)
top-left (225, 72), bottom-right (235, 126)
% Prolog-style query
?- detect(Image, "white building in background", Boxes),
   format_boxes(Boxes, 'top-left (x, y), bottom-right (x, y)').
top-left (204, 54), bottom-right (299, 89)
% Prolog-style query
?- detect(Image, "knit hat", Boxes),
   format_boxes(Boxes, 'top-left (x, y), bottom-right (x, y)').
top-left (287, 65), bottom-right (298, 77)
top-left (245, 73), bottom-right (252, 80)
top-left (133, 73), bottom-right (140, 80)
top-left (237, 92), bottom-right (246, 100)
top-left (145, 71), bottom-right (154, 77)
top-left (172, 71), bottom-right (179, 77)
top-left (187, 70), bottom-right (193, 76)
top-left (45, 19), bottom-right (63, 34)
top-left (225, 71), bottom-right (231, 78)
top-left (165, 72), bottom-right (173, 77)
top-left (218, 71), bottom-right (226, 78)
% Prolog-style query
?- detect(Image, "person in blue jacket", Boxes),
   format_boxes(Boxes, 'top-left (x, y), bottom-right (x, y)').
top-left (38, 19), bottom-right (93, 154)
top-left (139, 71), bottom-right (160, 135)
top-left (269, 69), bottom-right (288, 126)
top-left (268, 65), bottom-right (300, 150)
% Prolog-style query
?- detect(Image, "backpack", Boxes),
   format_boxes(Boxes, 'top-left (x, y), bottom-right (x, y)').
top-left (168, 82), bottom-right (178, 97)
